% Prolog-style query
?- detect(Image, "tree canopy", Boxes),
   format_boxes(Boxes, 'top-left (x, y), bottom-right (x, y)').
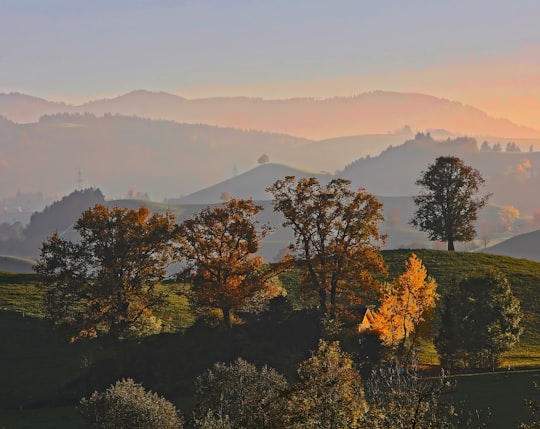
top-left (286, 340), bottom-right (367, 429)
top-left (177, 198), bottom-right (284, 328)
top-left (193, 358), bottom-right (288, 429)
top-left (80, 378), bottom-right (183, 429)
top-left (267, 176), bottom-right (386, 320)
top-left (435, 268), bottom-right (522, 370)
top-left (35, 204), bottom-right (177, 341)
top-left (410, 156), bottom-right (490, 251)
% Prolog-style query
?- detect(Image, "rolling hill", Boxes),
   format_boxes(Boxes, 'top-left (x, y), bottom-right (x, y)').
top-left (175, 162), bottom-right (331, 204)
top-left (484, 229), bottom-right (540, 262)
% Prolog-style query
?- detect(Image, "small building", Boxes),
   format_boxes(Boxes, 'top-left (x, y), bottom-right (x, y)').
top-left (357, 306), bottom-right (375, 334)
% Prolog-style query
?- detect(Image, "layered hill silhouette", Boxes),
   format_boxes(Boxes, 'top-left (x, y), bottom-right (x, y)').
top-left (2, 90), bottom-right (539, 140)
top-left (0, 113), bottom-right (408, 203)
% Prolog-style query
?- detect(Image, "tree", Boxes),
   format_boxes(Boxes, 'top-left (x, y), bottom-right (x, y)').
top-left (286, 340), bottom-right (367, 429)
top-left (362, 368), bottom-right (487, 428)
top-left (410, 156), bottom-right (491, 251)
top-left (193, 358), bottom-right (288, 429)
top-left (498, 205), bottom-right (520, 231)
top-left (35, 204), bottom-right (177, 341)
top-left (177, 198), bottom-right (284, 328)
top-left (435, 269), bottom-right (522, 370)
top-left (79, 378), bottom-right (183, 429)
top-left (267, 177), bottom-right (386, 319)
top-left (372, 254), bottom-right (438, 358)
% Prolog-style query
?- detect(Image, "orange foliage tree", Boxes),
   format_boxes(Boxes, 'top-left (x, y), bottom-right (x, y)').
top-left (267, 176), bottom-right (386, 320)
top-left (372, 254), bottom-right (437, 357)
top-left (177, 199), bottom-right (284, 328)
top-left (35, 204), bottom-right (178, 341)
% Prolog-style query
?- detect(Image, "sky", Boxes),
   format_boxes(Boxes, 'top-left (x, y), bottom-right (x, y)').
top-left (1, 0), bottom-right (540, 128)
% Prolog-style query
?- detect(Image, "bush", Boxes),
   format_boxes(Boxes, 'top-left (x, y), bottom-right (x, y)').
top-left (79, 378), bottom-right (183, 429)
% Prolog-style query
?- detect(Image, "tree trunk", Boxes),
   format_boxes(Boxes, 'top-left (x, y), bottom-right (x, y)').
top-left (319, 287), bottom-right (327, 317)
top-left (447, 240), bottom-right (455, 251)
top-left (223, 307), bottom-right (232, 328)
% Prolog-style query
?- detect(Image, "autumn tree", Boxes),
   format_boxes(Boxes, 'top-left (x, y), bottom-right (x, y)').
top-left (286, 340), bottom-right (367, 429)
top-left (80, 378), bottom-right (183, 429)
top-left (267, 177), bottom-right (386, 320)
top-left (410, 156), bottom-right (491, 251)
top-left (372, 254), bottom-right (438, 358)
top-left (435, 269), bottom-right (522, 370)
top-left (193, 358), bottom-right (288, 429)
top-left (177, 198), bottom-right (284, 328)
top-left (499, 205), bottom-right (520, 231)
top-left (35, 204), bottom-right (177, 341)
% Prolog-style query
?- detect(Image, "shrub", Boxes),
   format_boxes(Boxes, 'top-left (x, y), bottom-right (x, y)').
top-left (79, 378), bottom-right (183, 429)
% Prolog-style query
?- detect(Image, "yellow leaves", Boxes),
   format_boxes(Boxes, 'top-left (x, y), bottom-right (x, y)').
top-left (372, 254), bottom-right (438, 347)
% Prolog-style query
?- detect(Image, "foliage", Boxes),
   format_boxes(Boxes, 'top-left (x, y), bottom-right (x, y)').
top-left (499, 205), bottom-right (520, 231)
top-left (177, 198), bottom-right (285, 328)
top-left (267, 176), bottom-right (386, 319)
top-left (285, 340), bottom-right (367, 429)
top-left (435, 268), bottom-right (523, 370)
top-left (363, 368), bottom-right (486, 429)
top-left (79, 378), bottom-right (183, 429)
top-left (193, 358), bottom-right (288, 429)
top-left (410, 156), bottom-right (490, 250)
top-left (35, 204), bottom-right (177, 341)
top-left (193, 410), bottom-right (233, 429)
top-left (372, 253), bottom-right (438, 358)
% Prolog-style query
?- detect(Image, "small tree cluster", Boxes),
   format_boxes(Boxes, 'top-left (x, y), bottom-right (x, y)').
top-left (193, 340), bottom-right (366, 429)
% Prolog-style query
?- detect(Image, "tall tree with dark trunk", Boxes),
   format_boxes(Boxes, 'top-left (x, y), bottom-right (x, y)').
top-left (35, 204), bottom-right (177, 341)
top-left (410, 156), bottom-right (490, 251)
top-left (267, 177), bottom-right (386, 320)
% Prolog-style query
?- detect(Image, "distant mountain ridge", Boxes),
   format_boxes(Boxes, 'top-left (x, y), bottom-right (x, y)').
top-left (1, 90), bottom-right (539, 140)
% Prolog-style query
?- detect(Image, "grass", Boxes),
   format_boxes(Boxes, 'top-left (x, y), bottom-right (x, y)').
top-left (449, 369), bottom-right (540, 429)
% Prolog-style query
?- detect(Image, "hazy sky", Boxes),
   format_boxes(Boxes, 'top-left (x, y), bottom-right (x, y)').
top-left (1, 0), bottom-right (540, 126)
